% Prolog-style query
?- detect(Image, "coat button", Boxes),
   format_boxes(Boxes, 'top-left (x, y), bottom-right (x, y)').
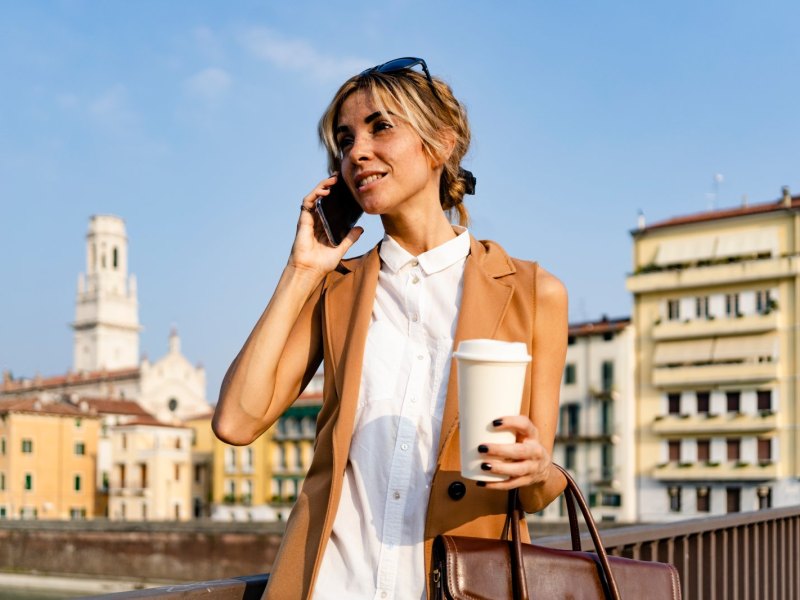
top-left (448, 481), bottom-right (467, 500)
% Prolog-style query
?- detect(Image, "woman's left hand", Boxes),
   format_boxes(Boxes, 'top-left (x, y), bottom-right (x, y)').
top-left (476, 415), bottom-right (552, 490)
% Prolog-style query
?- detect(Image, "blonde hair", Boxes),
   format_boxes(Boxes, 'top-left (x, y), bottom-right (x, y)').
top-left (318, 69), bottom-right (472, 226)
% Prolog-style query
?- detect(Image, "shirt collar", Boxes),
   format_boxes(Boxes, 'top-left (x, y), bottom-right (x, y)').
top-left (379, 226), bottom-right (470, 275)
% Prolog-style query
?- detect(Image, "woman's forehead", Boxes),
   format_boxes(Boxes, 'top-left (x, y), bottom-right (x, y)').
top-left (337, 88), bottom-right (403, 127)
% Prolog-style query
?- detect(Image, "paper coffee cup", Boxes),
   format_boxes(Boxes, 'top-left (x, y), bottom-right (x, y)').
top-left (453, 339), bottom-right (531, 481)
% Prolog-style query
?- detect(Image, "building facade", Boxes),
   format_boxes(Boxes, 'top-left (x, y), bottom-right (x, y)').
top-left (0, 398), bottom-right (100, 519)
top-left (627, 189), bottom-right (800, 520)
top-left (534, 317), bottom-right (636, 523)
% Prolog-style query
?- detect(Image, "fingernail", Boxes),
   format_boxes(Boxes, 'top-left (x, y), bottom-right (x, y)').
top-left (481, 462), bottom-right (492, 471)
top-left (492, 419), bottom-right (503, 427)
top-left (477, 444), bottom-right (488, 453)
top-left (476, 481), bottom-right (486, 487)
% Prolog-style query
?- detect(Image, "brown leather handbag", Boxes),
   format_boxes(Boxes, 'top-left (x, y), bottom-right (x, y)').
top-left (432, 466), bottom-right (681, 599)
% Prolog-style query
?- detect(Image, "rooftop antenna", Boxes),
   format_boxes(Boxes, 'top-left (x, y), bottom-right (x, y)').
top-left (707, 173), bottom-right (724, 210)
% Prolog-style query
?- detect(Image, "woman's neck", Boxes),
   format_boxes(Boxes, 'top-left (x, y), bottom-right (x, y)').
top-left (380, 206), bottom-right (458, 256)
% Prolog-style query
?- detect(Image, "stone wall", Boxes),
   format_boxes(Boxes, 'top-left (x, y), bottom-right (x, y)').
top-left (0, 521), bottom-right (285, 583)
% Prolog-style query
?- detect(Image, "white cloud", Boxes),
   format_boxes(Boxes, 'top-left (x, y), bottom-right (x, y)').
top-left (238, 27), bottom-right (368, 83)
top-left (184, 67), bottom-right (232, 102)
top-left (88, 84), bottom-right (137, 133)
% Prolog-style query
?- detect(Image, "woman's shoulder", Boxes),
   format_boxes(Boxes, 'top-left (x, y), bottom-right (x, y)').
top-left (479, 238), bottom-right (567, 305)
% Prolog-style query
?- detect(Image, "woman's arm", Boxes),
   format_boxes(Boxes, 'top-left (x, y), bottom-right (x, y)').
top-left (474, 265), bottom-right (568, 511)
top-left (212, 175), bottom-right (363, 446)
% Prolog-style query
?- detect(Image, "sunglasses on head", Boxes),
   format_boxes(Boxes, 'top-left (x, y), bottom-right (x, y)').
top-left (357, 57), bottom-right (476, 196)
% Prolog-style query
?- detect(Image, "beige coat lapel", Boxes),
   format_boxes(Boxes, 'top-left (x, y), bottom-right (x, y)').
top-left (436, 236), bottom-right (517, 459)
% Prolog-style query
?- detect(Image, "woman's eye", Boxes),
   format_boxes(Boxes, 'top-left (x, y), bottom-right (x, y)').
top-left (373, 120), bottom-right (393, 133)
top-left (337, 136), bottom-right (353, 151)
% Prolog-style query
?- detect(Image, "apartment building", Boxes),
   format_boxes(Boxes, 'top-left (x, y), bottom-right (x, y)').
top-left (108, 419), bottom-right (193, 521)
top-left (185, 412), bottom-right (214, 518)
top-left (627, 188), bottom-right (800, 521)
top-left (534, 317), bottom-right (636, 522)
top-left (0, 397), bottom-right (100, 519)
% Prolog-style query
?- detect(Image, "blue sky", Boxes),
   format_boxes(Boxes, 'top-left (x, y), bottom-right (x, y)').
top-left (1, 1), bottom-right (798, 404)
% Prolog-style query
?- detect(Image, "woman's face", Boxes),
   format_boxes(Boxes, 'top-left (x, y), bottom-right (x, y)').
top-left (335, 90), bottom-right (441, 218)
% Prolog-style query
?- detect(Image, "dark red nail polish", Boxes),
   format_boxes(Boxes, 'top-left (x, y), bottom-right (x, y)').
top-left (478, 444), bottom-right (488, 453)
top-left (492, 419), bottom-right (503, 427)
top-left (481, 462), bottom-right (492, 471)
top-left (477, 481), bottom-right (486, 487)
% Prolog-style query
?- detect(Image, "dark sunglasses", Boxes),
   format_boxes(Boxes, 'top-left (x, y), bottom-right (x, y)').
top-left (360, 56), bottom-right (434, 86)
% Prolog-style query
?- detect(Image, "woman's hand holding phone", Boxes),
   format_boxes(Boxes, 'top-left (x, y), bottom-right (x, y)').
top-left (289, 174), bottom-right (363, 279)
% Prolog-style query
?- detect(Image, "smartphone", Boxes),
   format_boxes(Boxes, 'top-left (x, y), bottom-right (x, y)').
top-left (315, 176), bottom-right (364, 246)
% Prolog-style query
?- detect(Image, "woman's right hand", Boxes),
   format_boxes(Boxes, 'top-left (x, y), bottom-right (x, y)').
top-left (288, 173), bottom-right (363, 277)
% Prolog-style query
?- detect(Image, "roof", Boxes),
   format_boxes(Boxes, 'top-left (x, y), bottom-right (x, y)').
top-left (115, 417), bottom-right (190, 429)
top-left (0, 397), bottom-right (100, 418)
top-left (1, 366), bottom-right (140, 393)
top-left (77, 397), bottom-right (151, 417)
top-left (636, 193), bottom-right (800, 234)
top-left (569, 317), bottom-right (630, 338)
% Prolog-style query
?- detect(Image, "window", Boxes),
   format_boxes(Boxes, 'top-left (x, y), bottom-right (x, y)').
top-left (242, 479), bottom-right (253, 506)
top-left (726, 488), bottom-right (741, 513)
top-left (564, 445), bottom-right (576, 470)
top-left (21, 439), bottom-right (33, 454)
top-left (168, 398), bottom-right (179, 412)
top-left (697, 439), bottom-right (710, 462)
top-left (0, 437), bottom-right (5, 455)
top-left (600, 401), bottom-right (612, 436)
top-left (225, 447), bottom-right (236, 471)
top-left (602, 331), bottom-right (614, 342)
top-left (758, 439), bottom-right (772, 462)
top-left (567, 335), bottom-right (576, 346)
top-left (602, 493), bottom-right (621, 507)
top-left (564, 363), bottom-right (576, 385)
top-left (667, 299), bottom-right (680, 321)
top-left (174, 464), bottom-right (180, 482)
top-left (0, 473), bottom-right (5, 491)
top-left (24, 473), bottom-right (33, 491)
top-left (668, 440), bottom-right (680, 462)
top-left (139, 464), bottom-right (148, 488)
top-left (75, 418), bottom-right (82, 429)
top-left (242, 447), bottom-right (254, 472)
top-left (113, 247), bottom-right (119, 269)
top-left (727, 438), bottom-right (741, 461)
top-left (601, 361), bottom-right (614, 392)
top-left (756, 290), bottom-right (772, 314)
top-left (563, 404), bottom-right (580, 437)
top-left (669, 487), bottom-right (681, 512)
top-left (757, 487), bottom-right (772, 510)
top-left (695, 296), bottom-right (709, 318)
top-left (601, 444), bottom-right (613, 480)
top-left (696, 488), bottom-right (710, 513)
top-left (667, 393), bottom-right (681, 415)
top-left (696, 391), bottom-right (710, 414)
top-left (726, 391), bottom-right (741, 414)
top-left (0, 507), bottom-right (6, 519)
top-left (725, 293), bottom-right (740, 317)
top-left (74, 475), bottom-right (81, 492)
top-left (194, 464), bottom-right (203, 484)
top-left (121, 434), bottom-right (127, 450)
top-left (74, 442), bottom-right (86, 456)
top-left (119, 464), bottom-right (126, 488)
top-left (757, 390), bottom-right (772, 412)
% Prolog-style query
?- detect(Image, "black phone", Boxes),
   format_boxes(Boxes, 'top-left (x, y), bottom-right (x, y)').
top-left (314, 176), bottom-right (364, 246)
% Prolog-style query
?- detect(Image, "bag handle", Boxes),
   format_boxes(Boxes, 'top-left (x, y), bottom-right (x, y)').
top-left (506, 464), bottom-right (622, 600)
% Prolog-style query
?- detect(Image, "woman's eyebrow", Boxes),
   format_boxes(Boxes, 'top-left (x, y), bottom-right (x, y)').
top-left (336, 111), bottom-right (387, 135)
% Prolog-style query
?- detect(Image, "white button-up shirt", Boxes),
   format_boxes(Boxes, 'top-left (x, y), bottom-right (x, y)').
top-left (314, 227), bottom-right (470, 600)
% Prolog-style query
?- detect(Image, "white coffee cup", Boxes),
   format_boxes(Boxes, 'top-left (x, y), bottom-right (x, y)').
top-left (453, 339), bottom-right (531, 481)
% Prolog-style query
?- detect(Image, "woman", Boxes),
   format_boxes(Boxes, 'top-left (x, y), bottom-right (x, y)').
top-left (213, 57), bottom-right (568, 600)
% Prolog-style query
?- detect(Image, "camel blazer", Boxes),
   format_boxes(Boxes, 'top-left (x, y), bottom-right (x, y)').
top-left (264, 235), bottom-right (543, 600)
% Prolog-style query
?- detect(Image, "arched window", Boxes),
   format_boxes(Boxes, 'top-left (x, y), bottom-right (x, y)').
top-left (168, 398), bottom-right (178, 412)
top-left (113, 247), bottom-right (119, 269)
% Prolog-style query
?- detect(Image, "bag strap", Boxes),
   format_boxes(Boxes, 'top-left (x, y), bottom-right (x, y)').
top-left (506, 465), bottom-right (622, 600)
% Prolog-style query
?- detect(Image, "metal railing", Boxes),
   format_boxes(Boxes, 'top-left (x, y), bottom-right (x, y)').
top-left (82, 504), bottom-right (800, 599)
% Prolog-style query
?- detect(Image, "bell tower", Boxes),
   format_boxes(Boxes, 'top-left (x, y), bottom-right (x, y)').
top-left (72, 215), bottom-right (141, 371)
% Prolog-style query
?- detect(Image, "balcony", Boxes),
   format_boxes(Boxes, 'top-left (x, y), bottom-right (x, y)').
top-left (652, 312), bottom-right (777, 341)
top-left (652, 362), bottom-right (778, 387)
top-left (90, 505), bottom-right (800, 599)
top-left (652, 412), bottom-right (778, 435)
top-left (627, 255), bottom-right (795, 293)
top-left (652, 461), bottom-right (778, 482)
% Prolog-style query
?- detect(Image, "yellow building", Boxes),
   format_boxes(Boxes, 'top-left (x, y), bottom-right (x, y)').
top-left (627, 188), bottom-right (800, 520)
top-left (0, 397), bottom-right (100, 519)
top-left (185, 412), bottom-right (214, 518)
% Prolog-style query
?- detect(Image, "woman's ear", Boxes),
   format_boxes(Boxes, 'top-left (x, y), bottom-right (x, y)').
top-left (430, 129), bottom-right (457, 168)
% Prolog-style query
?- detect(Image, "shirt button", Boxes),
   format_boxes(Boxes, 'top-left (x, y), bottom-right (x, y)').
top-left (411, 314), bottom-right (419, 322)
top-left (411, 275), bottom-right (420, 284)
top-left (393, 491), bottom-right (401, 500)
top-left (410, 397), bottom-right (417, 403)
top-left (401, 443), bottom-right (409, 451)
top-left (411, 260), bottom-right (419, 267)
top-left (381, 592), bottom-right (388, 599)
top-left (417, 354), bottom-right (424, 360)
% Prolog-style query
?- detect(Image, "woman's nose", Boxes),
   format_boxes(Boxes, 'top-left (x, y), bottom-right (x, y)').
top-left (350, 134), bottom-right (374, 161)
